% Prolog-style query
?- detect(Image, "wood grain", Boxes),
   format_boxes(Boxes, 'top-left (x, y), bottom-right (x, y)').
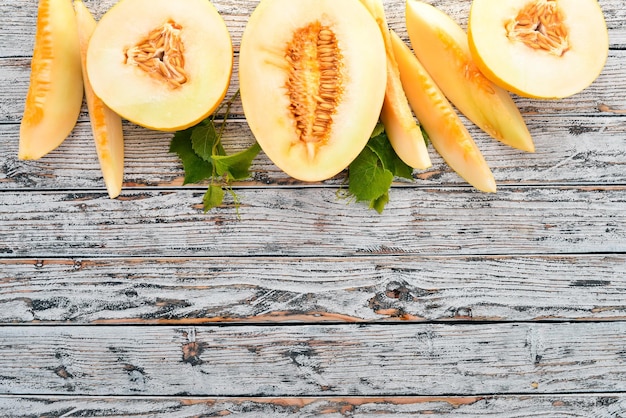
top-left (1, 395), bottom-right (625, 417)
top-left (1, 187), bottom-right (625, 258)
top-left (1, 113), bottom-right (626, 190)
top-left (1, 0), bottom-right (625, 414)
top-left (2, 0), bottom-right (625, 56)
top-left (1, 255), bottom-right (625, 324)
top-left (0, 323), bottom-right (625, 396)
top-left (2, 51), bottom-right (625, 122)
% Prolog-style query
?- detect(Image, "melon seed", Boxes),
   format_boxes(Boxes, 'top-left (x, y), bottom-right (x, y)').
top-left (284, 21), bottom-right (343, 151)
top-left (125, 20), bottom-right (188, 89)
top-left (505, 0), bottom-right (570, 57)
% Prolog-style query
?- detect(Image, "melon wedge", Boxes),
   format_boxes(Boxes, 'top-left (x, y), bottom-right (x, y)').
top-left (19, 0), bottom-right (83, 160)
top-left (74, 0), bottom-right (125, 199)
top-left (406, 0), bottom-right (534, 152)
top-left (468, 0), bottom-right (609, 99)
top-left (390, 31), bottom-right (496, 193)
top-left (239, 0), bottom-right (387, 182)
top-left (86, 0), bottom-right (233, 131)
top-left (360, 0), bottom-right (431, 170)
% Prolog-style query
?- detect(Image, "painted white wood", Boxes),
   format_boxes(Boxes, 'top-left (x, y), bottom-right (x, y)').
top-left (0, 395), bottom-right (624, 417)
top-left (0, 323), bottom-right (625, 396)
top-left (0, 0), bottom-right (625, 414)
top-left (1, 113), bottom-right (626, 189)
top-left (1, 255), bottom-right (625, 324)
top-left (0, 187), bottom-right (625, 257)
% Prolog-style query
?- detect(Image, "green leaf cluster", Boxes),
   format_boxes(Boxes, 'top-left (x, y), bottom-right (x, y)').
top-left (169, 91), bottom-right (261, 212)
top-left (347, 124), bottom-right (415, 213)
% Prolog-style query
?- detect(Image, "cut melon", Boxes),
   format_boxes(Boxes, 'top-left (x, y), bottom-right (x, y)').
top-left (406, 0), bottom-right (534, 152)
top-left (74, 0), bottom-right (125, 198)
top-left (239, 0), bottom-right (387, 182)
top-left (468, 0), bottom-right (609, 99)
top-left (360, 0), bottom-right (431, 170)
top-left (391, 30), bottom-right (496, 193)
top-left (19, 0), bottom-right (83, 160)
top-left (86, 0), bottom-right (233, 131)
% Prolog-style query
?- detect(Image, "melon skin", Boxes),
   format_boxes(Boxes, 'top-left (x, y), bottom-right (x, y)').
top-left (75, 0), bottom-right (125, 199)
top-left (360, 0), bottom-right (432, 170)
top-left (239, 0), bottom-right (387, 182)
top-left (405, 0), bottom-right (534, 153)
top-left (468, 0), bottom-right (609, 99)
top-left (391, 30), bottom-right (496, 193)
top-left (19, 0), bottom-right (84, 160)
top-left (86, 0), bottom-right (233, 132)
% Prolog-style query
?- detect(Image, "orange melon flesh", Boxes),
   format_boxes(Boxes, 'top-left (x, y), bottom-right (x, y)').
top-left (74, 0), bottom-right (124, 199)
top-left (468, 0), bottom-right (609, 99)
top-left (86, 0), bottom-right (233, 131)
top-left (359, 0), bottom-right (431, 170)
top-left (19, 0), bottom-right (83, 160)
top-left (405, 0), bottom-right (534, 153)
top-left (390, 31), bottom-right (496, 193)
top-left (239, 0), bottom-right (387, 182)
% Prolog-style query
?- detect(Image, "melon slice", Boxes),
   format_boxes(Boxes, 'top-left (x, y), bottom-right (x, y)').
top-left (19, 0), bottom-right (83, 160)
top-left (239, 0), bottom-right (387, 182)
top-left (468, 0), bottom-right (609, 99)
top-left (360, 0), bottom-right (431, 170)
top-left (74, 0), bottom-right (125, 199)
top-left (405, 0), bottom-right (534, 153)
top-left (391, 31), bottom-right (496, 193)
top-left (86, 0), bottom-right (233, 131)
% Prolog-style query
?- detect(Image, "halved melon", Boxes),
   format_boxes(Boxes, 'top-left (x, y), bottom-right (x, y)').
top-left (468, 0), bottom-right (609, 99)
top-left (239, 0), bottom-right (387, 182)
top-left (391, 30), bottom-right (496, 193)
top-left (405, 0), bottom-right (534, 153)
top-left (86, 0), bottom-right (233, 131)
top-left (19, 0), bottom-right (83, 160)
top-left (360, 0), bottom-right (431, 170)
top-left (74, 0), bottom-right (125, 199)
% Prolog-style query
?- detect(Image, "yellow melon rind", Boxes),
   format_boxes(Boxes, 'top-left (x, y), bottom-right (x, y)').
top-left (468, 0), bottom-right (609, 99)
top-left (19, 0), bottom-right (84, 160)
top-left (87, 0), bottom-right (233, 132)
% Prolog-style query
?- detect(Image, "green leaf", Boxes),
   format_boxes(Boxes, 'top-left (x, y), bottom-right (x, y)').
top-left (370, 122), bottom-right (385, 139)
top-left (348, 146), bottom-right (394, 203)
top-left (169, 90), bottom-right (252, 213)
top-left (368, 131), bottom-right (413, 180)
top-left (169, 129), bottom-right (214, 185)
top-left (203, 184), bottom-right (225, 212)
top-left (213, 142), bottom-right (261, 181)
top-left (370, 192), bottom-right (389, 214)
top-left (191, 121), bottom-right (224, 161)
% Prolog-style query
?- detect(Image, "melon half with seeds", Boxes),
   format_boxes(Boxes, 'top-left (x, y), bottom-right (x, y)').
top-left (86, 0), bottom-right (233, 131)
top-left (468, 0), bottom-right (609, 99)
top-left (239, 0), bottom-right (387, 182)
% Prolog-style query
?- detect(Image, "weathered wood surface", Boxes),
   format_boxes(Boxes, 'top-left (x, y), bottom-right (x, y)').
top-left (2, 114), bottom-right (626, 189)
top-left (1, 186), bottom-right (625, 257)
top-left (1, 0), bottom-right (625, 415)
top-left (2, 255), bottom-right (625, 324)
top-left (2, 395), bottom-right (625, 417)
top-left (1, 323), bottom-right (626, 396)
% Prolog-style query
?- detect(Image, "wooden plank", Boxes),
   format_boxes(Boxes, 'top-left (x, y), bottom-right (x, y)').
top-left (0, 186), bottom-right (625, 258)
top-left (0, 394), bottom-right (625, 417)
top-left (0, 323), bottom-right (625, 396)
top-left (3, 51), bottom-right (625, 122)
top-left (1, 0), bottom-right (624, 121)
top-left (2, 0), bottom-right (625, 57)
top-left (1, 255), bottom-right (625, 324)
top-left (1, 114), bottom-right (626, 190)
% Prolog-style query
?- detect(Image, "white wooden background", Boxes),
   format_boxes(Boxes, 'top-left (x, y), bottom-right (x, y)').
top-left (1, 0), bottom-right (626, 416)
